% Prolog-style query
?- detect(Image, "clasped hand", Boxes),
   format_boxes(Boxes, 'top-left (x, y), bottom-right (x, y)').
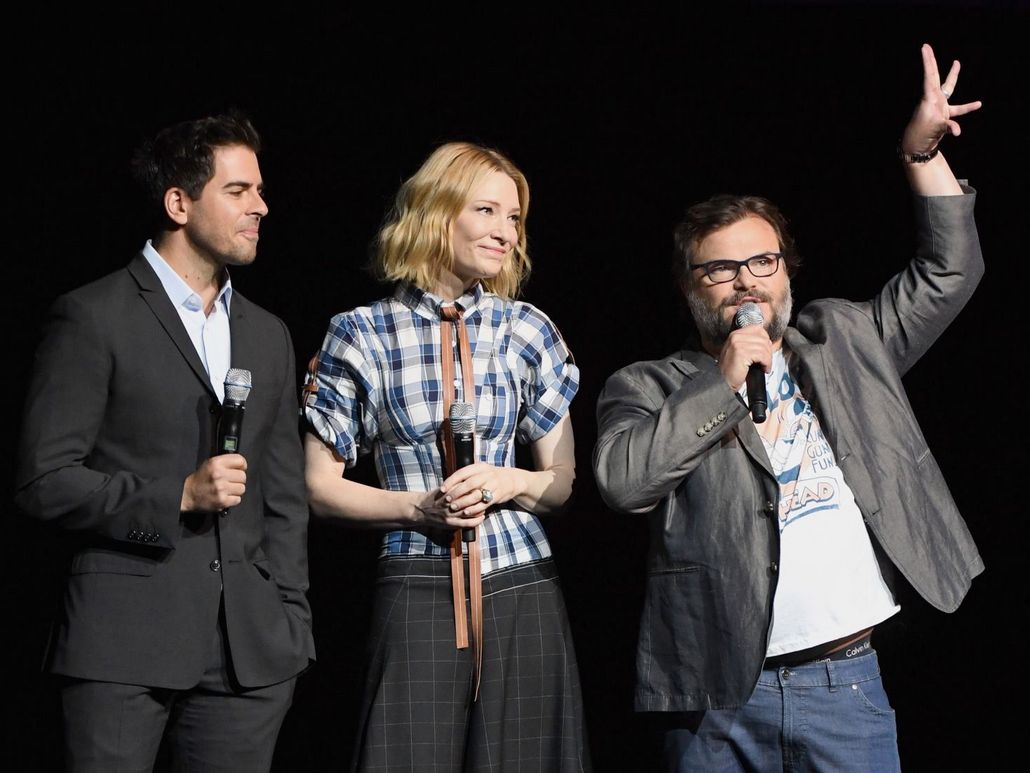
top-left (411, 463), bottom-right (524, 531)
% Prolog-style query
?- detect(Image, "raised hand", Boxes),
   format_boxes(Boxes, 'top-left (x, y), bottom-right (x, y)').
top-left (902, 43), bottom-right (982, 157)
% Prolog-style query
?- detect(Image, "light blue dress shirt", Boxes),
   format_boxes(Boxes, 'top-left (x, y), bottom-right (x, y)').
top-left (143, 241), bottom-right (233, 402)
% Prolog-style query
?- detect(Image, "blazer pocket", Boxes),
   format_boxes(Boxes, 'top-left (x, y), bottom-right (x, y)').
top-left (69, 550), bottom-right (156, 577)
top-left (253, 558), bottom-right (274, 581)
top-left (647, 564), bottom-right (701, 577)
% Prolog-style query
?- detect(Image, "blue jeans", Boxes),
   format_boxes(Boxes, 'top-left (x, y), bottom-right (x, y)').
top-left (661, 651), bottom-right (899, 772)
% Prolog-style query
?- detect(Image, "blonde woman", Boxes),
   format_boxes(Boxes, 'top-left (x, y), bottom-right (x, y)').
top-left (304, 142), bottom-right (589, 772)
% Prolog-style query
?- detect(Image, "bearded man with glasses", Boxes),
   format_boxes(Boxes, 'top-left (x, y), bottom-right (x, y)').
top-left (593, 44), bottom-right (984, 771)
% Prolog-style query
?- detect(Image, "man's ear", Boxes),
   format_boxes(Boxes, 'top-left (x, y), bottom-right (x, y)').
top-left (164, 187), bottom-right (190, 226)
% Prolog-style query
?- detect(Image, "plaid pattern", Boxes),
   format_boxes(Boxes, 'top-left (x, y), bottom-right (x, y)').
top-left (354, 557), bottom-right (590, 773)
top-left (305, 282), bottom-right (579, 575)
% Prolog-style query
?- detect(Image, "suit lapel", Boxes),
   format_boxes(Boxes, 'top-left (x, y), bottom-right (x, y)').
top-left (784, 328), bottom-right (848, 458)
top-left (129, 254), bottom-right (217, 399)
top-left (733, 412), bottom-right (775, 481)
top-left (228, 292), bottom-right (260, 376)
top-left (680, 349), bottom-right (775, 481)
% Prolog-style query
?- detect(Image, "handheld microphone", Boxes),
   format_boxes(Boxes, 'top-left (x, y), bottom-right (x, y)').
top-left (218, 368), bottom-right (252, 455)
top-left (449, 401), bottom-right (477, 543)
top-left (733, 303), bottom-right (768, 424)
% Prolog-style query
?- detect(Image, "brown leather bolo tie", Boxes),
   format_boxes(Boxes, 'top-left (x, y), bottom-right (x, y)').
top-left (439, 303), bottom-right (484, 700)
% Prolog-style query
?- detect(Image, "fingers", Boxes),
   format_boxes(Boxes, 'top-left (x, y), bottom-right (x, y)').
top-left (921, 43), bottom-right (940, 94)
top-left (442, 511), bottom-right (486, 529)
top-left (438, 463), bottom-right (487, 495)
top-left (413, 499), bottom-right (485, 530)
top-left (927, 48), bottom-right (979, 111)
top-left (948, 100), bottom-right (982, 117)
top-left (213, 453), bottom-right (248, 471)
top-left (445, 477), bottom-right (496, 514)
top-left (439, 463), bottom-right (494, 502)
top-left (941, 58), bottom-right (960, 99)
top-left (448, 495), bottom-right (491, 518)
top-left (439, 464), bottom-right (517, 515)
top-left (183, 455), bottom-right (248, 511)
top-left (718, 327), bottom-right (774, 391)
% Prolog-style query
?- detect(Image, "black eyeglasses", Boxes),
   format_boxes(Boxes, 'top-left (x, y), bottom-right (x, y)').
top-left (689, 252), bottom-right (784, 284)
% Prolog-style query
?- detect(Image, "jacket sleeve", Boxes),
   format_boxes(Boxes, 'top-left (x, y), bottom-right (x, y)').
top-left (593, 359), bottom-right (750, 514)
top-left (258, 318), bottom-right (313, 631)
top-left (15, 292), bottom-right (182, 549)
top-left (869, 188), bottom-right (983, 375)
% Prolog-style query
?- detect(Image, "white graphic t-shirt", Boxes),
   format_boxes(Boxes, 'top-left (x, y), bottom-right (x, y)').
top-left (749, 349), bottom-right (900, 656)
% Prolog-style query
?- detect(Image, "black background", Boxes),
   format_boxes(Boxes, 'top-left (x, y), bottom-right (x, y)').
top-left (5, 3), bottom-right (1027, 770)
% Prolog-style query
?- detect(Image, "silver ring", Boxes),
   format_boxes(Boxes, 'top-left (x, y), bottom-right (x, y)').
top-left (480, 488), bottom-right (494, 504)
top-left (941, 87), bottom-right (953, 99)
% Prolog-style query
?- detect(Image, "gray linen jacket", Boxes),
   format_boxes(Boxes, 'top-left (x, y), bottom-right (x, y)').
top-left (594, 190), bottom-right (985, 712)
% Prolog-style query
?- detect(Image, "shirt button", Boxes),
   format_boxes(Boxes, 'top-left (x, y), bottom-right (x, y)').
top-left (209, 560), bottom-right (221, 573)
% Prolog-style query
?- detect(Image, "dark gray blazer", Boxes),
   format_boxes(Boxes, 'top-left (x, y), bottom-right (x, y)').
top-left (594, 190), bottom-right (984, 712)
top-left (16, 254), bottom-right (315, 689)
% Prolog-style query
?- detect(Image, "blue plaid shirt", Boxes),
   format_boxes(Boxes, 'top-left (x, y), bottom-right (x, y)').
top-left (304, 282), bottom-right (579, 575)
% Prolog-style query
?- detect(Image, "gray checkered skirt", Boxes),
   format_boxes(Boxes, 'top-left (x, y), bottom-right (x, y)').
top-left (353, 556), bottom-right (591, 772)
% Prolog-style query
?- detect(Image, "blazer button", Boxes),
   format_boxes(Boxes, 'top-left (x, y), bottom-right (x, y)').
top-left (769, 562), bottom-right (779, 574)
top-left (209, 404), bottom-right (219, 414)
top-left (209, 559), bottom-right (221, 572)
top-left (764, 501), bottom-right (775, 514)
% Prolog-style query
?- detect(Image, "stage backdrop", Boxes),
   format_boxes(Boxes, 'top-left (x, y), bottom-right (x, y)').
top-left (6, 4), bottom-right (1025, 770)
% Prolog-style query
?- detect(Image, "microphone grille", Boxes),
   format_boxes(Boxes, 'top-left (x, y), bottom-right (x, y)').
top-left (449, 401), bottom-right (476, 434)
top-left (224, 368), bottom-right (253, 402)
top-left (734, 302), bottom-right (765, 329)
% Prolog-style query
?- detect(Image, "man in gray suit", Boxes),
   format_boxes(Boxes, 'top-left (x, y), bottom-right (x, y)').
top-left (594, 45), bottom-right (983, 771)
top-left (17, 114), bottom-right (314, 771)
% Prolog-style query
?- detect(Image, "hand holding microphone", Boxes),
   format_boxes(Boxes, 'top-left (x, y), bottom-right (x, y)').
top-left (734, 303), bottom-right (769, 423)
top-left (180, 369), bottom-right (252, 512)
top-left (718, 303), bottom-right (771, 424)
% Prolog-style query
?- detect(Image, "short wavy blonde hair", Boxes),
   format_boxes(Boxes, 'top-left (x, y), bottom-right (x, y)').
top-left (375, 142), bottom-right (531, 299)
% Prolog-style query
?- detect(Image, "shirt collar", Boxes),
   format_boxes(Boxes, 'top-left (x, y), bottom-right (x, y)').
top-left (395, 281), bottom-right (484, 321)
top-left (143, 240), bottom-right (233, 314)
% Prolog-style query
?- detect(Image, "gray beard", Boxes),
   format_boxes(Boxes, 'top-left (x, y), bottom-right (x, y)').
top-left (686, 280), bottom-right (793, 349)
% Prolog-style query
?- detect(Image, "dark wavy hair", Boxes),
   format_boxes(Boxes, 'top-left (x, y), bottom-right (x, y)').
top-left (131, 111), bottom-right (261, 228)
top-left (672, 194), bottom-right (801, 290)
